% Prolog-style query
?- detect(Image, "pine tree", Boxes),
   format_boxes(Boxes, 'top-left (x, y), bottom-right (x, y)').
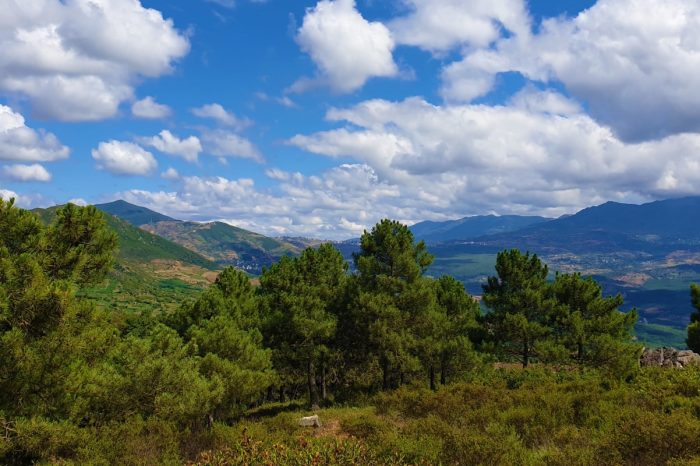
top-left (482, 249), bottom-right (553, 367)
top-left (434, 275), bottom-right (480, 386)
top-left (260, 243), bottom-right (347, 407)
top-left (352, 219), bottom-right (436, 388)
top-left (170, 267), bottom-right (274, 420)
top-left (550, 272), bottom-right (638, 369)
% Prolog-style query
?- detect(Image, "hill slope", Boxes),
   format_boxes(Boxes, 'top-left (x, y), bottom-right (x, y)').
top-left (33, 205), bottom-right (218, 314)
top-left (95, 200), bottom-right (177, 226)
top-left (95, 200), bottom-right (302, 273)
top-left (141, 220), bottom-right (301, 273)
top-left (34, 205), bottom-right (216, 269)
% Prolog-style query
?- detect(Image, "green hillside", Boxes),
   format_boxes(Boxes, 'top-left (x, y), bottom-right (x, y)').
top-left (142, 220), bottom-right (301, 272)
top-left (92, 200), bottom-right (302, 274)
top-left (34, 205), bottom-right (216, 269)
top-left (33, 205), bottom-right (218, 313)
top-left (95, 199), bottom-right (176, 226)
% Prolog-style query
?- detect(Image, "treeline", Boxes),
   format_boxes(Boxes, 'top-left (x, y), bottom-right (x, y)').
top-left (0, 201), bottom-right (644, 463)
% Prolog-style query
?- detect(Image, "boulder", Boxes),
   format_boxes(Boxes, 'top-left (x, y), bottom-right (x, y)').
top-left (298, 414), bottom-right (321, 428)
top-left (640, 347), bottom-right (700, 368)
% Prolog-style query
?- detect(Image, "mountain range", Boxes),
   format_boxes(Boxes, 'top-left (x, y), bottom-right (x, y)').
top-left (32, 196), bottom-right (700, 347)
top-left (411, 214), bottom-right (551, 244)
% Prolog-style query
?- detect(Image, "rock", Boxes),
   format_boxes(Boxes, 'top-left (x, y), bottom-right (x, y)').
top-left (298, 415), bottom-right (321, 428)
top-left (640, 347), bottom-right (700, 368)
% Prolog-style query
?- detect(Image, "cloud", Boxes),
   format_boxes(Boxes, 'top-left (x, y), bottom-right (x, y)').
top-left (295, 0), bottom-right (397, 92)
top-left (0, 0), bottom-right (189, 121)
top-left (91, 140), bottom-right (157, 176)
top-left (161, 167), bottom-right (180, 180)
top-left (67, 198), bottom-right (88, 206)
top-left (3, 163), bottom-right (51, 182)
top-left (191, 103), bottom-right (251, 130)
top-left (288, 93), bottom-right (700, 220)
top-left (203, 0), bottom-right (268, 9)
top-left (131, 96), bottom-right (172, 119)
top-left (201, 130), bottom-right (263, 162)
top-left (0, 188), bottom-right (44, 208)
top-left (389, 0), bottom-right (530, 52)
top-left (0, 188), bottom-right (21, 203)
top-left (440, 0), bottom-right (700, 141)
top-left (206, 0), bottom-right (236, 7)
top-left (0, 105), bottom-right (70, 162)
top-left (116, 163), bottom-right (404, 239)
top-left (255, 92), bottom-right (297, 108)
top-left (141, 130), bottom-right (202, 162)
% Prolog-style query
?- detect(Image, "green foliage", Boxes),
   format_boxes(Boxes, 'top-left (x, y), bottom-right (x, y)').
top-left (483, 251), bottom-right (640, 373)
top-left (169, 267), bottom-right (274, 420)
top-left (349, 219), bottom-right (442, 389)
top-left (260, 244), bottom-right (348, 406)
top-left (1, 201), bottom-right (695, 464)
top-left (42, 203), bottom-right (118, 286)
top-left (483, 249), bottom-right (553, 367)
top-left (550, 272), bottom-right (640, 374)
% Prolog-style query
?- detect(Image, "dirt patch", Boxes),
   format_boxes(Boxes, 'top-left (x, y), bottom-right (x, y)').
top-left (313, 418), bottom-right (349, 440)
top-left (148, 260), bottom-right (216, 286)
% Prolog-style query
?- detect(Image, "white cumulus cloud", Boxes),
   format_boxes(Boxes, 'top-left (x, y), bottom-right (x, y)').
top-left (295, 0), bottom-right (398, 92)
top-left (141, 130), bottom-right (202, 162)
top-left (0, 0), bottom-right (189, 121)
top-left (161, 167), bottom-right (180, 180)
top-left (201, 130), bottom-right (263, 163)
top-left (389, 0), bottom-right (530, 52)
top-left (3, 163), bottom-right (51, 182)
top-left (0, 105), bottom-right (69, 162)
top-left (289, 93), bottom-right (700, 220)
top-left (92, 140), bottom-right (157, 176)
top-left (191, 103), bottom-right (250, 130)
top-left (131, 96), bottom-right (172, 119)
top-left (440, 0), bottom-right (700, 141)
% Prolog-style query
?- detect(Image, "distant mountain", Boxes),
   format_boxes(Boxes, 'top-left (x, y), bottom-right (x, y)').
top-left (96, 200), bottom-right (176, 226)
top-left (95, 200), bottom-right (302, 273)
top-left (532, 197), bottom-right (700, 240)
top-left (475, 196), bottom-right (700, 252)
top-left (411, 214), bottom-right (551, 243)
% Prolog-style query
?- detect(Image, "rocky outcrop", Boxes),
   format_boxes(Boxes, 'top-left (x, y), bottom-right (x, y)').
top-left (640, 347), bottom-right (700, 368)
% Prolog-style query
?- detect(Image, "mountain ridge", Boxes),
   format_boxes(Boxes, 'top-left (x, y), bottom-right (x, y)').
top-left (96, 200), bottom-right (302, 273)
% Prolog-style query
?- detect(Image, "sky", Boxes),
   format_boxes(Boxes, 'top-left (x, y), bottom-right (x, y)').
top-left (2, 0), bottom-right (700, 239)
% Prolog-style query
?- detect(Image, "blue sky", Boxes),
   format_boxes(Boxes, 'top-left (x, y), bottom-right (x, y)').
top-left (2, 0), bottom-right (700, 238)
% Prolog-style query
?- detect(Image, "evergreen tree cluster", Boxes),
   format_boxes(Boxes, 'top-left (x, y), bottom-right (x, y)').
top-left (0, 201), bottom-right (657, 463)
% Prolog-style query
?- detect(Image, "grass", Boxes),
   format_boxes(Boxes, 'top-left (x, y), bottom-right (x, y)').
top-left (635, 322), bottom-right (688, 348)
top-left (184, 367), bottom-right (700, 466)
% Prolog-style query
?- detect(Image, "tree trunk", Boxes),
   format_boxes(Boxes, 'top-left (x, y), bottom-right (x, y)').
top-left (267, 386), bottom-right (273, 402)
top-left (440, 356), bottom-right (447, 385)
top-left (382, 358), bottom-right (390, 390)
top-left (321, 360), bottom-right (327, 401)
top-left (577, 342), bottom-right (584, 364)
top-left (399, 371), bottom-right (404, 387)
top-left (523, 340), bottom-right (530, 368)
top-left (429, 365), bottom-right (436, 391)
top-left (307, 357), bottom-right (319, 408)
top-left (279, 386), bottom-right (286, 403)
